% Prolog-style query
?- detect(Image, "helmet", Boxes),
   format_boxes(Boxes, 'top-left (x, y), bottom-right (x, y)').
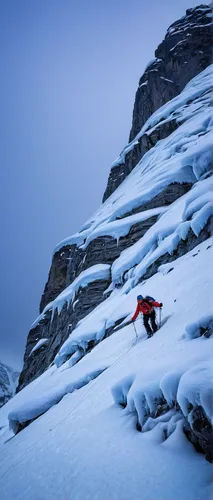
top-left (137, 295), bottom-right (143, 301)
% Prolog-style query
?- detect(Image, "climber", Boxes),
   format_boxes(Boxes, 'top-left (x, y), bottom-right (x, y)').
top-left (131, 295), bottom-right (163, 338)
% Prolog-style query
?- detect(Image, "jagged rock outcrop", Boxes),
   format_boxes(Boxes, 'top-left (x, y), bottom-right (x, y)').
top-left (103, 119), bottom-right (179, 202)
top-left (130, 5), bottom-right (212, 142)
top-left (18, 277), bottom-right (110, 391)
top-left (18, 4), bottom-right (213, 393)
top-left (184, 405), bottom-right (213, 463)
top-left (40, 245), bottom-right (84, 313)
top-left (40, 215), bottom-right (158, 312)
top-left (103, 4), bottom-right (212, 201)
top-left (119, 393), bottom-right (213, 463)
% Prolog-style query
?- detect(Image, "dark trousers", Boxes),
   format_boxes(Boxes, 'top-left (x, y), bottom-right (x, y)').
top-left (143, 310), bottom-right (158, 336)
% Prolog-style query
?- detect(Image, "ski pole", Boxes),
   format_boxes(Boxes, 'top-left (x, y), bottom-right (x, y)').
top-left (132, 321), bottom-right (138, 339)
top-left (159, 307), bottom-right (162, 328)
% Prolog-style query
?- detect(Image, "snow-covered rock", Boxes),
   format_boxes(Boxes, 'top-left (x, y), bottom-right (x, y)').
top-left (32, 264), bottom-right (111, 328)
top-left (19, 62), bottom-right (213, 393)
top-left (1, 7), bottom-right (213, 500)
top-left (104, 3), bottom-right (213, 197)
top-left (56, 64), bottom-right (213, 251)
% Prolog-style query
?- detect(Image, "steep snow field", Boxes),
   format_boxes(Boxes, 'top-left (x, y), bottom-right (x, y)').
top-left (0, 60), bottom-right (212, 500)
top-left (0, 238), bottom-right (212, 500)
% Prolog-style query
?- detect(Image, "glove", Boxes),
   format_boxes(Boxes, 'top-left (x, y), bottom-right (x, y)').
top-left (159, 303), bottom-right (163, 307)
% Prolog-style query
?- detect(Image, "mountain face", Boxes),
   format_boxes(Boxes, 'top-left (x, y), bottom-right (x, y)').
top-left (103, 4), bottom-right (213, 201)
top-left (17, 4), bottom-right (213, 393)
top-left (1, 5), bottom-right (212, 499)
top-left (0, 361), bottom-right (19, 408)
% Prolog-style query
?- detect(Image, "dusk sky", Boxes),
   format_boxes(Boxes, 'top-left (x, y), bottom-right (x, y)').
top-left (0, 0), bottom-right (200, 370)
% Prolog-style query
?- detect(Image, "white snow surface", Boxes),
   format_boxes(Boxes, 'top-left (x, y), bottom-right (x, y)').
top-left (54, 65), bottom-right (213, 254)
top-left (0, 239), bottom-right (213, 499)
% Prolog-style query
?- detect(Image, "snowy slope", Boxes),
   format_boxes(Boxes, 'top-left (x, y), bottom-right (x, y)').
top-left (0, 61), bottom-right (213, 499)
top-left (0, 362), bottom-right (19, 408)
top-left (0, 239), bottom-right (212, 499)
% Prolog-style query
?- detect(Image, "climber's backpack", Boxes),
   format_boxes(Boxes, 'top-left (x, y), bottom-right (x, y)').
top-left (140, 296), bottom-right (156, 312)
top-left (144, 295), bottom-right (155, 303)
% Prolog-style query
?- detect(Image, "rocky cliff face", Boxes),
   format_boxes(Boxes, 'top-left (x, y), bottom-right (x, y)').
top-left (18, 4), bottom-right (213, 394)
top-left (103, 4), bottom-right (212, 201)
top-left (0, 361), bottom-right (19, 408)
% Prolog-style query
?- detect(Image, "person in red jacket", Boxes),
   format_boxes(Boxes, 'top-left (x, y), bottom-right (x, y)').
top-left (132, 295), bottom-right (163, 338)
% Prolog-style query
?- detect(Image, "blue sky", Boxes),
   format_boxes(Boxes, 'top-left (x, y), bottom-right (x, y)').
top-left (0, 0), bottom-right (200, 370)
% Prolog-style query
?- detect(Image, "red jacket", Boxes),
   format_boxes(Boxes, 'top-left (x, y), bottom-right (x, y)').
top-left (132, 299), bottom-right (161, 321)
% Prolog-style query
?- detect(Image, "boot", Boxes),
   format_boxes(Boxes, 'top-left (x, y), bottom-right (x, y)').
top-left (146, 329), bottom-right (153, 339)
